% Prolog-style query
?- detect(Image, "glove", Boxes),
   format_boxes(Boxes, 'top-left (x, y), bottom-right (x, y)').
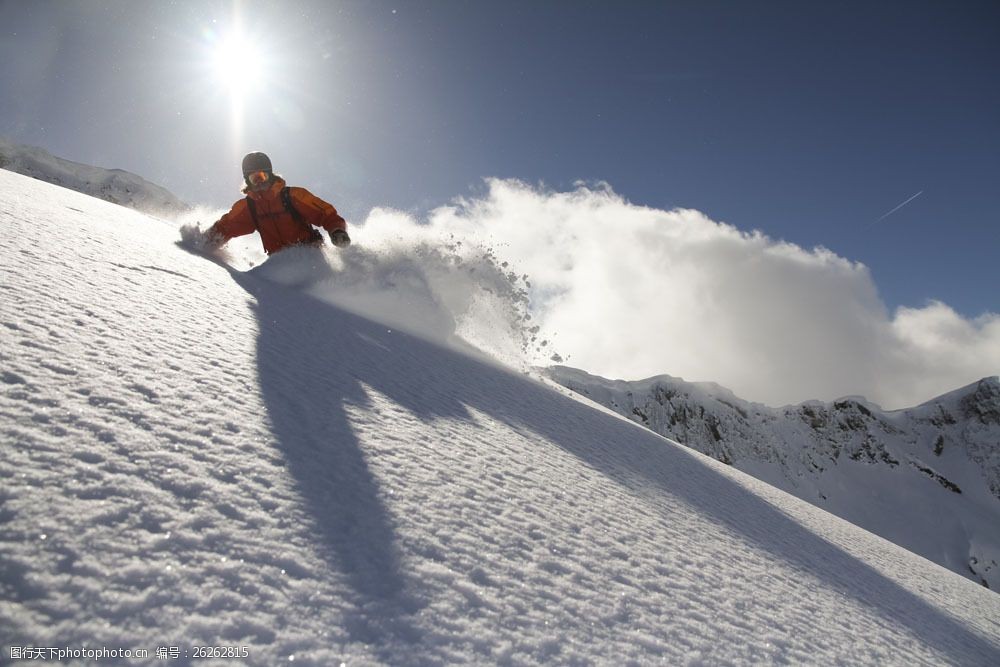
top-left (330, 229), bottom-right (351, 248)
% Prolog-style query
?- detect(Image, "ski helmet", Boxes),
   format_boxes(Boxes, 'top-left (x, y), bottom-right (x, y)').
top-left (242, 151), bottom-right (273, 177)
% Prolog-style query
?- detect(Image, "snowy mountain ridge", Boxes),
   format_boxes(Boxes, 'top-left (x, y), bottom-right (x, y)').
top-left (0, 137), bottom-right (189, 216)
top-left (545, 366), bottom-right (1000, 590)
top-left (2, 167), bottom-right (999, 664)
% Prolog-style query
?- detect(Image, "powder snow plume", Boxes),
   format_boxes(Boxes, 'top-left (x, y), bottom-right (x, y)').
top-left (416, 179), bottom-right (1000, 409)
top-left (180, 213), bottom-right (552, 370)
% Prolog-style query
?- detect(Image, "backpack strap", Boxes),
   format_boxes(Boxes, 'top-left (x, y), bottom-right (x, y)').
top-left (281, 187), bottom-right (323, 243)
top-left (245, 196), bottom-right (260, 231)
top-left (281, 187), bottom-right (305, 225)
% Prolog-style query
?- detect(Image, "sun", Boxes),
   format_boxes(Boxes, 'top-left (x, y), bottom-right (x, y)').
top-left (212, 32), bottom-right (257, 91)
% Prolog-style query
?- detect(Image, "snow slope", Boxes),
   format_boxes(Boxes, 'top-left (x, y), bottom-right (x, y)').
top-left (2, 167), bottom-right (999, 665)
top-left (545, 366), bottom-right (1000, 591)
top-left (0, 137), bottom-right (189, 217)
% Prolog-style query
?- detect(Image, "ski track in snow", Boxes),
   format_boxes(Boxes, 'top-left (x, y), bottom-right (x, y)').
top-left (1, 168), bottom-right (999, 665)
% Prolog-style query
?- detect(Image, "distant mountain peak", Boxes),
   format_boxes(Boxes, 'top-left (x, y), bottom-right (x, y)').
top-left (908, 376), bottom-right (1000, 427)
top-left (546, 365), bottom-right (1000, 590)
top-left (0, 137), bottom-right (189, 216)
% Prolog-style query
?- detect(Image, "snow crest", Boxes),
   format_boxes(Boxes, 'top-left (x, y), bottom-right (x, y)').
top-left (4, 169), bottom-right (1000, 665)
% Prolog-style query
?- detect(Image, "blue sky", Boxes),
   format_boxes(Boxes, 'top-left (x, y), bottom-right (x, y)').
top-left (2, 0), bottom-right (998, 319)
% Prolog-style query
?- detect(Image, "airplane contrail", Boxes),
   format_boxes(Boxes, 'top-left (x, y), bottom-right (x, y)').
top-left (875, 190), bottom-right (923, 222)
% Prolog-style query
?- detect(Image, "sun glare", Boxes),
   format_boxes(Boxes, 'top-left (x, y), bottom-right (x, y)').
top-left (203, 21), bottom-right (270, 156)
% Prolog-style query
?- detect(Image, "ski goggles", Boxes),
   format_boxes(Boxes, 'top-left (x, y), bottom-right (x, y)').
top-left (246, 170), bottom-right (270, 185)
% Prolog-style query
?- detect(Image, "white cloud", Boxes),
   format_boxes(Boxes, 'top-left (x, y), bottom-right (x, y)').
top-left (885, 302), bottom-right (1000, 406)
top-left (361, 179), bottom-right (999, 409)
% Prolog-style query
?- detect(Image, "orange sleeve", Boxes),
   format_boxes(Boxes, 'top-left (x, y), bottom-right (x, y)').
top-left (206, 199), bottom-right (257, 242)
top-left (288, 187), bottom-right (347, 233)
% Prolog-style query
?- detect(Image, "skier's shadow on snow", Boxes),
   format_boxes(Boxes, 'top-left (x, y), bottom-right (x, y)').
top-left (227, 264), bottom-right (418, 651)
top-left (228, 256), bottom-right (997, 664)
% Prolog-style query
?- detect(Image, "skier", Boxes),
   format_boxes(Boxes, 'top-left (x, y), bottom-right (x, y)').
top-left (204, 151), bottom-right (351, 254)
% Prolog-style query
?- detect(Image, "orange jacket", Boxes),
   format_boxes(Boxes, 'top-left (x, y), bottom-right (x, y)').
top-left (207, 177), bottom-right (347, 255)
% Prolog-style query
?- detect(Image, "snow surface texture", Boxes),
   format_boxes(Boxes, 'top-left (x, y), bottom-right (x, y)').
top-left (545, 367), bottom-right (1000, 592)
top-left (0, 137), bottom-right (190, 217)
top-left (2, 168), bottom-right (999, 665)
